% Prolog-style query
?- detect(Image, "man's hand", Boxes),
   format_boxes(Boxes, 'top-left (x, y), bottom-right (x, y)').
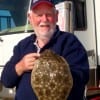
top-left (15, 53), bottom-right (40, 76)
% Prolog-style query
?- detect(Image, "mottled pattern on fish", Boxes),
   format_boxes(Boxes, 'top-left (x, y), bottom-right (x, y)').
top-left (31, 49), bottom-right (73, 100)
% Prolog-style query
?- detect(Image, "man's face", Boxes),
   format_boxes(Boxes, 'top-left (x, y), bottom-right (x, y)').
top-left (28, 3), bottom-right (58, 40)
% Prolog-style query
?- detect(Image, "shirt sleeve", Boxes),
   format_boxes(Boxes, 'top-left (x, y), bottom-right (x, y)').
top-left (1, 44), bottom-right (22, 88)
top-left (62, 34), bottom-right (89, 99)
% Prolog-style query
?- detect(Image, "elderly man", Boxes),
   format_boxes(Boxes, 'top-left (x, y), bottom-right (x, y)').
top-left (1, 0), bottom-right (89, 100)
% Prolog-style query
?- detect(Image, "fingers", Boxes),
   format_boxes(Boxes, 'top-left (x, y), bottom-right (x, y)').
top-left (23, 53), bottom-right (40, 70)
top-left (25, 53), bottom-right (40, 59)
top-left (24, 53), bottom-right (40, 64)
top-left (16, 52), bottom-right (40, 75)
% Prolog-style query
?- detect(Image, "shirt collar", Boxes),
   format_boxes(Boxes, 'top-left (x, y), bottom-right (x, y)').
top-left (34, 39), bottom-right (41, 53)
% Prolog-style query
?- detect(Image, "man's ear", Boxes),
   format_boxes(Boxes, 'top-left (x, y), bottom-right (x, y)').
top-left (56, 10), bottom-right (59, 22)
top-left (27, 10), bottom-right (32, 24)
top-left (27, 10), bottom-right (31, 20)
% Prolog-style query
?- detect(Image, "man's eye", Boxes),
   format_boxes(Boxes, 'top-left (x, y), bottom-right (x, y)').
top-left (47, 14), bottom-right (52, 17)
top-left (37, 14), bottom-right (42, 17)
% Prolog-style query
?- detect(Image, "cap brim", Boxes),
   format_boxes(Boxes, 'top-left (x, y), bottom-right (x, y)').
top-left (31, 1), bottom-right (54, 9)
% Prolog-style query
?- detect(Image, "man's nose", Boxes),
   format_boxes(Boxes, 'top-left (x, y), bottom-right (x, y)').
top-left (42, 14), bottom-right (48, 22)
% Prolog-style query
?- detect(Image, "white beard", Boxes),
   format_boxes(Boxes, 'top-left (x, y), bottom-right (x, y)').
top-left (34, 22), bottom-right (56, 40)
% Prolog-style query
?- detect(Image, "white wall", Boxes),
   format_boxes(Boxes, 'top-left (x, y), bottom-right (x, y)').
top-left (74, 0), bottom-right (97, 68)
top-left (95, 0), bottom-right (100, 65)
top-left (0, 33), bottom-right (31, 66)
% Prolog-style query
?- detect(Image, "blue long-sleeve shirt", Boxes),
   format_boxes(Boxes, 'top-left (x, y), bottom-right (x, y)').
top-left (1, 26), bottom-right (89, 100)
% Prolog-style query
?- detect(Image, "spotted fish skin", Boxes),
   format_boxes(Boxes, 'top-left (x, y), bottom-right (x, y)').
top-left (31, 49), bottom-right (73, 100)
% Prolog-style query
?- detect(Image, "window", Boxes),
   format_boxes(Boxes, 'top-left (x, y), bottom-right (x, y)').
top-left (0, 0), bottom-right (30, 34)
top-left (0, 10), bottom-right (15, 31)
top-left (0, 0), bottom-right (87, 35)
top-left (73, 0), bottom-right (87, 30)
top-left (54, 0), bottom-right (87, 30)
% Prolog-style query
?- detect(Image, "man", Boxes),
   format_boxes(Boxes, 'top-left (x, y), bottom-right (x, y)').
top-left (1, 0), bottom-right (89, 100)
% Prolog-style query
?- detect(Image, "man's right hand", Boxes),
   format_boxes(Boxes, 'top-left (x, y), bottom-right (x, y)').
top-left (15, 53), bottom-right (40, 76)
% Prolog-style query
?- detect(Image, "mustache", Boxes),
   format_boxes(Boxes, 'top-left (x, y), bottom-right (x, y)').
top-left (39, 22), bottom-right (51, 27)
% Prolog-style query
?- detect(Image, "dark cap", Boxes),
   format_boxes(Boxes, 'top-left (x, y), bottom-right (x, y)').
top-left (30, 0), bottom-right (55, 9)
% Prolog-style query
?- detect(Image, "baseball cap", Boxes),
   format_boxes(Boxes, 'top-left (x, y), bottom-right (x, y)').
top-left (30, 0), bottom-right (55, 9)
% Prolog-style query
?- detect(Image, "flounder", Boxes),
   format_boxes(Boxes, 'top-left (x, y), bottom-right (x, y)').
top-left (31, 49), bottom-right (73, 100)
